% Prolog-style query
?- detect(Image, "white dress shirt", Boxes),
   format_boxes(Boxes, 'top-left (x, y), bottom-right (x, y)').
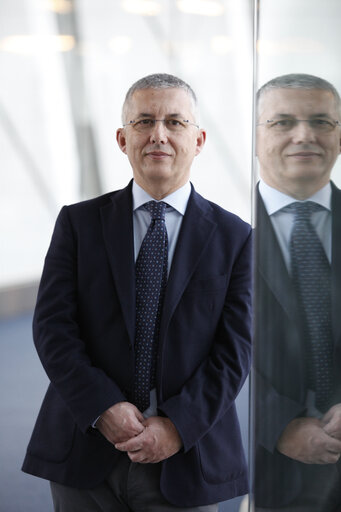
top-left (259, 180), bottom-right (332, 273)
top-left (132, 180), bottom-right (191, 271)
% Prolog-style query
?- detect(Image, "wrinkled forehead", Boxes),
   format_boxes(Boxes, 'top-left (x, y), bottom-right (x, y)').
top-left (257, 88), bottom-right (340, 121)
top-left (123, 87), bottom-right (197, 122)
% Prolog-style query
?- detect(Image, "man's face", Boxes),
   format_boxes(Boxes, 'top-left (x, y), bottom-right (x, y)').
top-left (116, 88), bottom-right (205, 198)
top-left (256, 88), bottom-right (341, 198)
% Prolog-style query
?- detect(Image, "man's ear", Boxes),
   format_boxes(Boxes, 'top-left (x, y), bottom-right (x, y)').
top-left (195, 129), bottom-right (206, 156)
top-left (116, 128), bottom-right (127, 154)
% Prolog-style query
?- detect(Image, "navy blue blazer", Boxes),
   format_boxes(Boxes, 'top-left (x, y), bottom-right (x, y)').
top-left (22, 181), bottom-right (252, 507)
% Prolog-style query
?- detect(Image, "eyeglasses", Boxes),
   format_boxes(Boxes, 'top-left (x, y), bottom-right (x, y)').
top-left (257, 117), bottom-right (341, 133)
top-left (123, 118), bottom-right (199, 133)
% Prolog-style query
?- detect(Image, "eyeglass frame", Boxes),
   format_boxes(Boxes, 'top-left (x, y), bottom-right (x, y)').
top-left (122, 118), bottom-right (200, 130)
top-left (256, 117), bottom-right (341, 131)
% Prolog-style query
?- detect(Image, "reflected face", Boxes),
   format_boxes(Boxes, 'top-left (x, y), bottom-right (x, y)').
top-left (256, 88), bottom-right (341, 197)
top-left (116, 88), bottom-right (205, 198)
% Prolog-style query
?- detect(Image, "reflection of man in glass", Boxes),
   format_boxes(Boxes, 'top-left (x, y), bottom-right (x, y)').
top-left (254, 74), bottom-right (341, 511)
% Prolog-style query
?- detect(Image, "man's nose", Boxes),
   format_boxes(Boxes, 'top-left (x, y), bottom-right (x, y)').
top-left (291, 120), bottom-right (317, 143)
top-left (149, 120), bottom-right (168, 144)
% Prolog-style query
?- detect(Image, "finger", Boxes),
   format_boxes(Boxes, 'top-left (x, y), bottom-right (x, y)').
top-left (122, 411), bottom-right (144, 428)
top-left (325, 431), bottom-right (341, 441)
top-left (117, 421), bottom-right (144, 439)
top-left (321, 452), bottom-right (341, 464)
top-left (115, 441), bottom-right (131, 451)
top-left (134, 409), bottom-right (145, 423)
top-left (327, 451), bottom-right (341, 460)
top-left (125, 424), bottom-right (145, 437)
top-left (324, 424), bottom-right (338, 437)
top-left (128, 450), bottom-right (149, 463)
top-left (115, 436), bottom-right (143, 452)
top-left (128, 452), bottom-right (160, 464)
top-left (128, 409), bottom-right (145, 426)
top-left (115, 443), bottom-right (127, 452)
top-left (323, 434), bottom-right (341, 452)
top-left (324, 419), bottom-right (341, 434)
top-left (322, 412), bottom-right (341, 427)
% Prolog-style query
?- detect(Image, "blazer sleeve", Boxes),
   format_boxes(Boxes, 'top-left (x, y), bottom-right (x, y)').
top-left (32, 206), bottom-right (126, 433)
top-left (158, 229), bottom-right (252, 452)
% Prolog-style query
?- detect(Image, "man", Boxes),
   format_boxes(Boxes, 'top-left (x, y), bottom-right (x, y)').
top-left (22, 73), bottom-right (252, 511)
top-left (254, 73), bottom-right (341, 511)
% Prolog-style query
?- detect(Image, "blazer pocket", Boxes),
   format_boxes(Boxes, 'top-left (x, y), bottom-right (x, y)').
top-left (184, 274), bottom-right (228, 294)
top-left (197, 413), bottom-right (246, 484)
top-left (27, 386), bottom-right (76, 463)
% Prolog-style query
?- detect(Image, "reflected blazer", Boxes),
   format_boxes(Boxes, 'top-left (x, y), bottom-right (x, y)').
top-left (22, 181), bottom-right (252, 507)
top-left (254, 181), bottom-right (341, 508)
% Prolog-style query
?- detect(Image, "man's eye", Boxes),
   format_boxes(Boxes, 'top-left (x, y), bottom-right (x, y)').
top-left (271, 119), bottom-right (294, 128)
top-left (137, 119), bottom-right (154, 126)
top-left (311, 119), bottom-right (333, 127)
top-left (166, 119), bottom-right (182, 127)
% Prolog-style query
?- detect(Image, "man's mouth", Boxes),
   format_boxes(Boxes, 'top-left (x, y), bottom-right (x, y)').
top-left (146, 151), bottom-right (171, 159)
top-left (287, 151), bottom-right (321, 158)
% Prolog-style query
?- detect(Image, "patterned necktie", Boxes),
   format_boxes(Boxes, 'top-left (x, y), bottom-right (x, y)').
top-left (132, 201), bottom-right (168, 411)
top-left (283, 201), bottom-right (333, 411)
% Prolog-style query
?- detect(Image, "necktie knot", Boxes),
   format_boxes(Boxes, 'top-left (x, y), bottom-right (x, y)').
top-left (144, 201), bottom-right (167, 221)
top-left (282, 201), bottom-right (326, 221)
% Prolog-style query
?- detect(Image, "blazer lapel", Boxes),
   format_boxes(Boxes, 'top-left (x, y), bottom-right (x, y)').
top-left (256, 192), bottom-right (300, 323)
top-left (100, 181), bottom-right (135, 345)
top-left (160, 187), bottom-right (217, 339)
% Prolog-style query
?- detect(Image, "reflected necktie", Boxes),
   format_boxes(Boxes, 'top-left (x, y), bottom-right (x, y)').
top-left (284, 201), bottom-right (333, 411)
top-left (132, 201), bottom-right (168, 411)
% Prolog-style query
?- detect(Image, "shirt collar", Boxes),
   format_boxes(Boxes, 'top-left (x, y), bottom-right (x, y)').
top-left (132, 180), bottom-right (191, 215)
top-left (259, 179), bottom-right (332, 216)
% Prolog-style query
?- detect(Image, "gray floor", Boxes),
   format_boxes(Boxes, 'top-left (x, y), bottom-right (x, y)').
top-left (0, 312), bottom-right (248, 512)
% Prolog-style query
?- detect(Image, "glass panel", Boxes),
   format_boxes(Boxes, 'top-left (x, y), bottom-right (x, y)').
top-left (252, 1), bottom-right (341, 510)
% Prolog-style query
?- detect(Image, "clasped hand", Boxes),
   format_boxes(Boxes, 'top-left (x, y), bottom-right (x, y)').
top-left (96, 402), bottom-right (182, 463)
top-left (276, 404), bottom-right (341, 464)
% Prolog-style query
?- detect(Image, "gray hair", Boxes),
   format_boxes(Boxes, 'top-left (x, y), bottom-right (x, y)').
top-left (122, 73), bottom-right (198, 123)
top-left (257, 73), bottom-right (341, 118)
